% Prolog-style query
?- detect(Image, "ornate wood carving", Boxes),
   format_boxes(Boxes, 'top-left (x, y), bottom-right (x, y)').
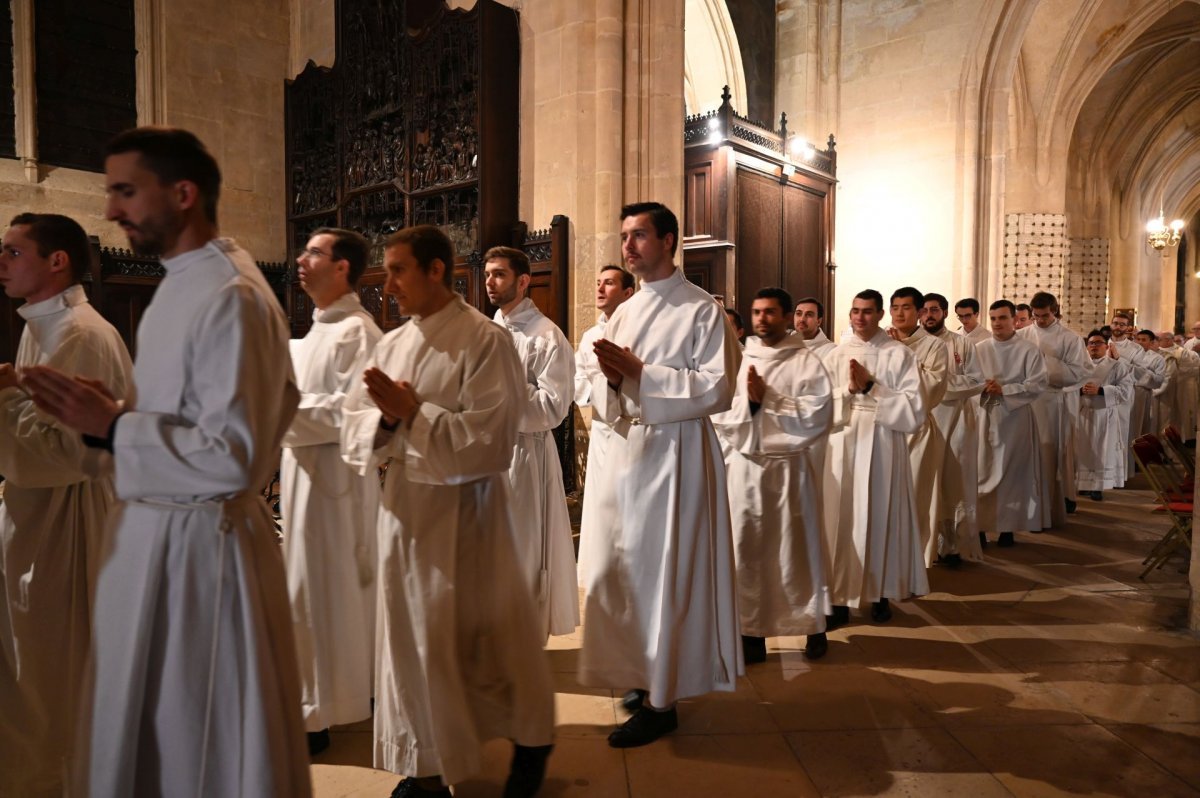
top-left (0, 1), bottom-right (15, 160)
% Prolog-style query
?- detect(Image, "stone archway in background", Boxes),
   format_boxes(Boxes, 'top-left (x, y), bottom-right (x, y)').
top-left (684, 0), bottom-right (747, 116)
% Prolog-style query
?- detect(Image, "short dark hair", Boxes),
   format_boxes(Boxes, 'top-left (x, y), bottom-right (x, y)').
top-left (1099, 325), bottom-right (1112, 339)
top-left (754, 287), bottom-right (794, 316)
top-left (989, 299), bottom-right (1016, 316)
top-left (924, 292), bottom-right (949, 312)
top-left (312, 227), bottom-right (370, 286)
top-left (854, 289), bottom-right (884, 312)
top-left (483, 245), bottom-right (531, 278)
top-left (386, 225), bottom-right (454, 289)
top-left (1111, 311), bottom-right (1132, 323)
top-left (795, 296), bottom-right (824, 318)
top-left (1086, 329), bottom-right (1106, 341)
top-left (890, 286), bottom-right (924, 308)
top-left (724, 307), bottom-right (744, 330)
top-left (9, 213), bottom-right (92, 283)
top-left (104, 127), bottom-right (222, 224)
top-left (1137, 329), bottom-right (1155, 340)
top-left (599, 264), bottom-right (634, 291)
top-left (1029, 291), bottom-right (1058, 311)
top-left (1016, 303), bottom-right (1032, 315)
top-left (620, 202), bottom-right (679, 256)
top-left (954, 298), bottom-right (980, 314)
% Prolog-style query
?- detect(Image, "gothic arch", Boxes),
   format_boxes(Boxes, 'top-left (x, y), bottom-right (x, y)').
top-left (683, 0), bottom-right (747, 116)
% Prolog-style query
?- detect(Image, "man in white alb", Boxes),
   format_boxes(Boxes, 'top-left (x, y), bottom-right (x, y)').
top-left (23, 127), bottom-right (311, 796)
top-left (281, 227), bottom-right (381, 755)
top-left (485, 245), bottom-right (579, 640)
top-left (975, 300), bottom-right (1048, 547)
top-left (0, 213), bottom-right (134, 796)
top-left (1014, 303), bottom-right (1033, 330)
top-left (579, 202), bottom-right (741, 748)
top-left (340, 226), bottom-right (555, 798)
top-left (712, 287), bottom-right (833, 663)
top-left (922, 292), bottom-right (985, 563)
top-left (794, 296), bottom-right (836, 358)
top-left (1154, 330), bottom-right (1199, 439)
top-left (954, 298), bottom-right (991, 345)
top-left (1110, 313), bottom-right (1164, 472)
top-left (822, 289), bottom-right (929, 627)
top-left (1075, 330), bottom-right (1134, 501)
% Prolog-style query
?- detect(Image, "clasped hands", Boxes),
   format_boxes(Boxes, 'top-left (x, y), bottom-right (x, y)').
top-left (848, 359), bottom-right (872, 394)
top-left (982, 378), bottom-right (1004, 396)
top-left (364, 367), bottom-right (420, 429)
top-left (9, 364), bottom-right (122, 437)
top-left (593, 338), bottom-right (643, 390)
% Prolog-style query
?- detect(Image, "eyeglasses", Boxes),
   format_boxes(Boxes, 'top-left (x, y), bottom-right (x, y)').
top-left (301, 247), bottom-right (331, 259)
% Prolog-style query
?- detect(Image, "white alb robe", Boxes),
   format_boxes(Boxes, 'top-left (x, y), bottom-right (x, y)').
top-left (1113, 337), bottom-right (1164, 467)
top-left (281, 292), bottom-right (381, 732)
top-left (341, 295), bottom-right (554, 785)
top-left (712, 335), bottom-right (833, 636)
top-left (1019, 320), bottom-right (1092, 526)
top-left (931, 326), bottom-right (985, 560)
top-left (895, 327), bottom-right (949, 565)
top-left (82, 240), bottom-right (311, 797)
top-left (962, 325), bottom-right (991, 346)
top-left (575, 314), bottom-right (616, 552)
top-left (803, 328), bottom-right (837, 359)
top-left (974, 334), bottom-right (1048, 532)
top-left (494, 298), bottom-right (579, 639)
top-left (0, 285), bottom-right (133, 797)
top-left (822, 329), bottom-right (930, 608)
top-left (1074, 355), bottom-right (1134, 491)
top-left (578, 268), bottom-right (742, 708)
top-left (1153, 344), bottom-right (1199, 437)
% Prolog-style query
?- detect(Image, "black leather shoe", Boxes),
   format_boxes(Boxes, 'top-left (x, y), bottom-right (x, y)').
top-left (607, 707), bottom-right (678, 748)
top-left (979, 531), bottom-right (988, 549)
top-left (870, 599), bottom-right (892, 623)
top-left (391, 778), bottom-right (452, 798)
top-left (620, 689), bottom-right (647, 713)
top-left (1065, 498), bottom-right (1077, 514)
top-left (939, 553), bottom-right (963, 567)
top-left (803, 632), bottom-right (828, 660)
top-left (503, 743), bottom-right (553, 798)
top-left (307, 728), bottom-right (330, 757)
top-left (997, 532), bottom-right (1015, 547)
top-left (742, 635), bottom-right (767, 664)
top-left (826, 605), bottom-right (850, 630)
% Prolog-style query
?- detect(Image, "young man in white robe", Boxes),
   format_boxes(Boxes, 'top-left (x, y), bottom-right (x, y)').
top-left (1111, 313), bottom-right (1165, 475)
top-left (578, 202), bottom-right (741, 748)
top-left (1136, 329), bottom-right (1171, 433)
top-left (485, 245), bottom-right (579, 641)
top-left (1014, 303), bottom-right (1034, 330)
top-left (1075, 330), bottom-right (1134, 500)
top-left (1018, 291), bottom-right (1092, 526)
top-left (281, 227), bottom-right (381, 755)
top-left (1154, 330), bottom-right (1199, 438)
top-left (922, 293), bottom-right (985, 564)
top-left (712, 288), bottom-right (833, 664)
top-left (23, 127), bottom-right (311, 796)
top-left (888, 287), bottom-right (949, 566)
top-left (0, 214), bottom-right (134, 797)
top-left (574, 264), bottom-right (634, 539)
top-left (794, 296), bottom-right (836, 358)
top-left (975, 300), bottom-right (1048, 547)
top-left (340, 226), bottom-right (555, 798)
top-left (822, 289), bottom-right (929, 627)
top-left (954, 298), bottom-right (991, 345)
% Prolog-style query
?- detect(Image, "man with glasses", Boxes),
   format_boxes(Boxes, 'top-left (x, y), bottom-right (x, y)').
top-left (954, 298), bottom-right (990, 345)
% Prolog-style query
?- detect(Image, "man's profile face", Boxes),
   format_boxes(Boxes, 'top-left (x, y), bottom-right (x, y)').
top-left (955, 306), bottom-right (979, 332)
top-left (794, 303), bottom-right (822, 338)
top-left (384, 242), bottom-right (439, 318)
top-left (922, 300), bottom-right (946, 334)
top-left (1191, 321), bottom-right (1200, 338)
top-left (1014, 309), bottom-right (1032, 329)
top-left (850, 297), bottom-right (883, 336)
top-left (595, 268), bottom-right (632, 316)
top-left (990, 307), bottom-right (1015, 339)
top-left (1135, 332), bottom-right (1155, 350)
top-left (296, 232), bottom-right (344, 301)
top-left (1032, 305), bottom-right (1056, 329)
top-left (751, 298), bottom-right (787, 345)
top-left (0, 224), bottom-right (58, 303)
top-left (484, 257), bottom-right (523, 308)
top-left (1086, 335), bottom-right (1107, 359)
top-left (620, 213), bottom-right (673, 278)
top-left (1157, 332), bottom-right (1175, 349)
top-left (890, 296), bottom-right (920, 333)
top-left (104, 151), bottom-right (183, 256)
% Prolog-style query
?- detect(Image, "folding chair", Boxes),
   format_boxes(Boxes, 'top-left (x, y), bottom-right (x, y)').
top-left (1132, 435), bottom-right (1193, 579)
top-left (1162, 425), bottom-right (1195, 482)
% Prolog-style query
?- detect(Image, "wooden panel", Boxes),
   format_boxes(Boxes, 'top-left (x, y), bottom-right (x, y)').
top-left (734, 168), bottom-right (782, 320)
top-left (782, 182), bottom-right (827, 308)
top-left (0, 1), bottom-right (14, 160)
top-left (685, 161), bottom-right (713, 238)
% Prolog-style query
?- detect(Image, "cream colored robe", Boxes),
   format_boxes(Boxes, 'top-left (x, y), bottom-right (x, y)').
top-left (281, 292), bottom-right (381, 732)
top-left (82, 240), bottom-right (311, 797)
top-left (931, 326), bottom-right (985, 560)
top-left (341, 295), bottom-right (554, 785)
top-left (575, 315), bottom-right (616, 559)
top-left (578, 268), bottom-right (742, 708)
top-left (1113, 336), bottom-right (1164, 471)
top-left (822, 329), bottom-right (929, 608)
top-left (1075, 355), bottom-right (1134, 491)
top-left (0, 285), bottom-right (133, 797)
top-left (1153, 344), bottom-right (1199, 437)
top-left (494, 298), bottom-right (579, 639)
top-left (975, 334), bottom-right (1048, 533)
top-left (712, 335), bottom-right (833, 636)
top-left (895, 327), bottom-right (949, 566)
top-left (963, 325), bottom-right (991, 346)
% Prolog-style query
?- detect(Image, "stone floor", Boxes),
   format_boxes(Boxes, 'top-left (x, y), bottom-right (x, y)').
top-left (312, 480), bottom-right (1200, 797)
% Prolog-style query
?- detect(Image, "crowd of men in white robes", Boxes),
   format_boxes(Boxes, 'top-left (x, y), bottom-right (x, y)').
top-left (4, 126), bottom-right (1200, 798)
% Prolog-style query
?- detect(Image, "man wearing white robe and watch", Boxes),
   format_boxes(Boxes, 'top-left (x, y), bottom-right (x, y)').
top-left (578, 202), bottom-right (741, 749)
top-left (822, 289), bottom-right (929, 627)
top-left (340, 226), bottom-right (554, 798)
top-left (22, 127), bottom-right (311, 796)
top-left (0, 213), bottom-right (134, 797)
top-left (485, 245), bottom-right (579, 641)
top-left (713, 287), bottom-right (833, 664)
top-left (1075, 330), bottom-right (1134, 500)
top-left (282, 227), bottom-right (381, 755)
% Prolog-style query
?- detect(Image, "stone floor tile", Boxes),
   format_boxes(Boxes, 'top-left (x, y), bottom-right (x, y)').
top-left (747, 664), bottom-right (939, 731)
top-left (453, 737), bottom-right (630, 797)
top-left (879, 667), bottom-right (1092, 728)
top-left (1019, 661), bottom-right (1200, 724)
top-left (623, 732), bottom-right (821, 798)
top-left (1104, 723), bottom-right (1200, 791)
top-left (674, 675), bottom-right (779, 735)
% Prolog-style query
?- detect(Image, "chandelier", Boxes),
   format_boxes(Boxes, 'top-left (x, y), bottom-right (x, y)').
top-left (1146, 202), bottom-right (1184, 250)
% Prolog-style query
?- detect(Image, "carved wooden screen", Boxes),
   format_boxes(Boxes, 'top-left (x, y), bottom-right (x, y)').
top-left (285, 0), bottom-right (519, 338)
top-left (0, 1), bottom-right (14, 160)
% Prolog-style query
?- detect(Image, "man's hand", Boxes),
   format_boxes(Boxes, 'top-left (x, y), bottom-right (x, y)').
top-left (982, 378), bottom-right (1003, 396)
top-left (594, 339), bottom-right (643, 388)
top-left (20, 365), bottom-right (121, 437)
top-left (885, 327), bottom-right (903, 342)
top-left (747, 365), bottom-right (766, 404)
top-left (1108, 343), bottom-right (1119, 360)
top-left (1081, 382), bottom-right (1101, 396)
top-left (364, 367), bottom-right (420, 428)
top-left (0, 363), bottom-right (19, 392)
top-left (848, 358), bottom-right (871, 393)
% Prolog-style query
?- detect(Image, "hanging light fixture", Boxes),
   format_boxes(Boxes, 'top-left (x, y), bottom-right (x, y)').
top-left (1146, 197), bottom-right (1184, 250)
